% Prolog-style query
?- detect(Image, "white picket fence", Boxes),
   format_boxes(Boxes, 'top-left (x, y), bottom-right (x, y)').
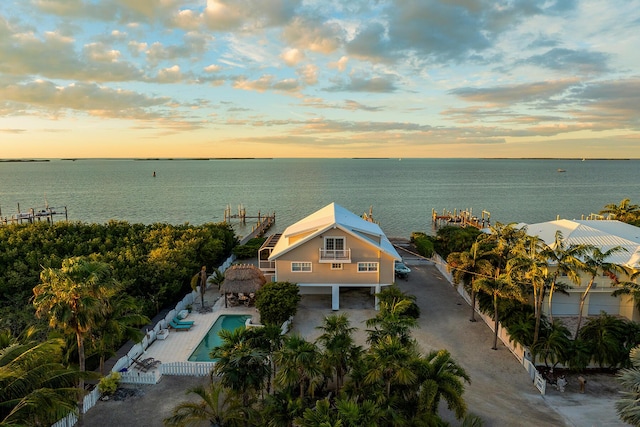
top-left (432, 253), bottom-right (547, 395)
top-left (50, 386), bottom-right (101, 427)
top-left (162, 361), bottom-right (216, 377)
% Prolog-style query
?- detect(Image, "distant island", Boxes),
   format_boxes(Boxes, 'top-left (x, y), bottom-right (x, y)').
top-left (0, 159), bottom-right (50, 162)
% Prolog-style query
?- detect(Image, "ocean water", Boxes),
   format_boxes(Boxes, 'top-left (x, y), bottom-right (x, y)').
top-left (1, 158), bottom-right (639, 237)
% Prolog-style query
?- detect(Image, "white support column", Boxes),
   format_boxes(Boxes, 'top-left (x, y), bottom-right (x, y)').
top-left (332, 285), bottom-right (340, 311)
top-left (374, 284), bottom-right (381, 310)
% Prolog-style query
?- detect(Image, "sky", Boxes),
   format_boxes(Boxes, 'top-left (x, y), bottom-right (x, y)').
top-left (1, 0), bottom-right (639, 159)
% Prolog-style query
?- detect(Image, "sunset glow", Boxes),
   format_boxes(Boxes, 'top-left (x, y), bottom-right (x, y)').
top-left (1, 1), bottom-right (639, 159)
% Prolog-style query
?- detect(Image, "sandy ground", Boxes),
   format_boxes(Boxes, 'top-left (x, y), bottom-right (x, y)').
top-left (85, 257), bottom-right (627, 427)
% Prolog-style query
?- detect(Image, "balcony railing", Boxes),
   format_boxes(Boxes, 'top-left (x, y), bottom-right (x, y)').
top-left (259, 260), bottom-right (275, 271)
top-left (319, 248), bottom-right (351, 263)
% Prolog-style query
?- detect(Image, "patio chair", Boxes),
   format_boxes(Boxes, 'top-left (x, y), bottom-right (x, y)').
top-left (169, 319), bottom-right (192, 331)
top-left (172, 316), bottom-right (195, 325)
top-left (132, 356), bottom-right (161, 372)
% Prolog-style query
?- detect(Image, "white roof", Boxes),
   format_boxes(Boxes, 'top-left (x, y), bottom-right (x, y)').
top-left (269, 202), bottom-right (401, 260)
top-left (524, 219), bottom-right (640, 268)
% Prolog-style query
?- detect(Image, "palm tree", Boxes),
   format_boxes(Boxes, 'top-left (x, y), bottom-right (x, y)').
top-left (274, 334), bottom-right (324, 400)
top-left (90, 293), bottom-right (149, 375)
top-left (296, 398), bottom-right (341, 427)
top-left (507, 234), bottom-right (550, 344)
top-left (0, 337), bottom-right (83, 426)
top-left (334, 397), bottom-right (382, 427)
top-left (315, 313), bottom-right (361, 393)
top-left (600, 198), bottom-right (640, 222)
top-left (579, 312), bottom-right (629, 369)
top-left (244, 324), bottom-right (283, 395)
top-left (163, 379), bottom-right (246, 427)
top-left (210, 327), bottom-right (270, 406)
top-left (575, 246), bottom-right (627, 338)
top-left (260, 390), bottom-right (304, 427)
top-left (190, 266), bottom-right (208, 311)
top-left (447, 239), bottom-right (494, 322)
top-left (476, 273), bottom-right (527, 350)
top-left (366, 299), bottom-right (418, 346)
top-left (612, 267), bottom-right (640, 317)
top-left (541, 231), bottom-right (588, 323)
top-left (415, 349), bottom-right (470, 420)
top-left (530, 320), bottom-right (572, 368)
top-left (33, 257), bottom-right (117, 415)
top-left (363, 335), bottom-right (418, 399)
top-left (616, 345), bottom-right (640, 426)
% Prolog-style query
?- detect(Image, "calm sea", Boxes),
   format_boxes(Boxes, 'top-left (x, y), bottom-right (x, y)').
top-left (1, 158), bottom-right (639, 238)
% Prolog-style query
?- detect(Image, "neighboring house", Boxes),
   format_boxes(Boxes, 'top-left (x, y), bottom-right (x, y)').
top-left (525, 219), bottom-right (640, 321)
top-left (258, 202), bottom-right (401, 310)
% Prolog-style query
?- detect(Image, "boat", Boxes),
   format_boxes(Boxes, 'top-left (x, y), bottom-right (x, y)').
top-left (557, 169), bottom-right (566, 173)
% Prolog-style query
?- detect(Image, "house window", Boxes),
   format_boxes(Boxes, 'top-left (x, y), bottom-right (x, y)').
top-left (357, 262), bottom-right (378, 272)
top-left (331, 263), bottom-right (343, 270)
top-left (291, 262), bottom-right (312, 272)
top-left (325, 237), bottom-right (345, 250)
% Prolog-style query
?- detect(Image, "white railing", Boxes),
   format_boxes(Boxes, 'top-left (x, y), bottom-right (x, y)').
top-left (161, 362), bottom-right (215, 377)
top-left (319, 248), bottom-right (351, 262)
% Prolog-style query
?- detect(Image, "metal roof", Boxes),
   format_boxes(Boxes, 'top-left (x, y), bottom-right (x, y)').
top-left (269, 202), bottom-right (401, 261)
top-left (524, 219), bottom-right (640, 268)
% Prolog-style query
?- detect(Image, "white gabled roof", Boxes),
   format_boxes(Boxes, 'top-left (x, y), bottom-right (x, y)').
top-left (269, 202), bottom-right (401, 260)
top-left (524, 219), bottom-right (640, 268)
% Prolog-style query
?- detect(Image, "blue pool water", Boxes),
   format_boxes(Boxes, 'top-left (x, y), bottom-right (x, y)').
top-left (188, 314), bottom-right (251, 362)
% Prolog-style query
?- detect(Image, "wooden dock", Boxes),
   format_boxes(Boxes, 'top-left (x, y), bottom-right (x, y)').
top-left (432, 208), bottom-right (490, 229)
top-left (0, 204), bottom-right (68, 226)
top-left (224, 205), bottom-right (276, 244)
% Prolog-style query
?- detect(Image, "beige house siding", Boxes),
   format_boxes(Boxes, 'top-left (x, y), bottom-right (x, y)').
top-left (274, 229), bottom-right (395, 284)
top-left (545, 267), bottom-right (638, 320)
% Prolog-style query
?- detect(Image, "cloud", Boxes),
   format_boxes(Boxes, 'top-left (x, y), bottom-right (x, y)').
top-left (232, 74), bottom-right (300, 93)
top-left (156, 65), bottom-right (182, 83)
top-left (297, 64), bottom-right (318, 85)
top-left (450, 79), bottom-right (579, 105)
top-left (328, 56), bottom-right (349, 72)
top-left (0, 80), bottom-right (171, 119)
top-left (203, 0), bottom-right (300, 31)
top-left (281, 48), bottom-right (305, 66)
top-left (281, 16), bottom-right (342, 54)
top-left (325, 74), bottom-right (398, 93)
top-left (523, 48), bottom-right (610, 74)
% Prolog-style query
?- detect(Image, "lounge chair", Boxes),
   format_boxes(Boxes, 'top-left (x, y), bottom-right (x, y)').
top-left (169, 319), bottom-right (192, 331)
top-left (172, 316), bottom-right (194, 325)
top-left (132, 357), bottom-right (161, 372)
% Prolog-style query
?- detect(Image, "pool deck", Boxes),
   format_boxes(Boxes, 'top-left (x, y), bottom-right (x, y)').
top-left (141, 295), bottom-right (259, 363)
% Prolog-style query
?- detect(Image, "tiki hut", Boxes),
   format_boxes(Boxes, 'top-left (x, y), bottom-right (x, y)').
top-left (221, 264), bottom-right (267, 307)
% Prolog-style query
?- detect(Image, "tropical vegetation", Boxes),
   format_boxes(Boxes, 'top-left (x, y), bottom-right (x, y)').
top-left (442, 200), bottom-right (640, 370)
top-left (0, 220), bottom-right (236, 423)
top-left (166, 293), bottom-right (476, 427)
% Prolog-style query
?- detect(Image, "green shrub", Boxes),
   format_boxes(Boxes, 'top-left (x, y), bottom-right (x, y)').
top-left (232, 237), bottom-right (266, 259)
top-left (255, 281), bottom-right (301, 326)
top-left (411, 232), bottom-right (435, 258)
top-left (98, 372), bottom-right (121, 396)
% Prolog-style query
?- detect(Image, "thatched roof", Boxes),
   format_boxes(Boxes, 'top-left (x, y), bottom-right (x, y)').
top-left (221, 264), bottom-right (266, 294)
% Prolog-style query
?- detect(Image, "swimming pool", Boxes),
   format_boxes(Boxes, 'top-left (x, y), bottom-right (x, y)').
top-left (188, 314), bottom-right (251, 362)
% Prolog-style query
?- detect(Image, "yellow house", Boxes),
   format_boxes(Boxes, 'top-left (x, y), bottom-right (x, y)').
top-left (258, 202), bottom-right (401, 310)
top-left (526, 219), bottom-right (640, 321)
